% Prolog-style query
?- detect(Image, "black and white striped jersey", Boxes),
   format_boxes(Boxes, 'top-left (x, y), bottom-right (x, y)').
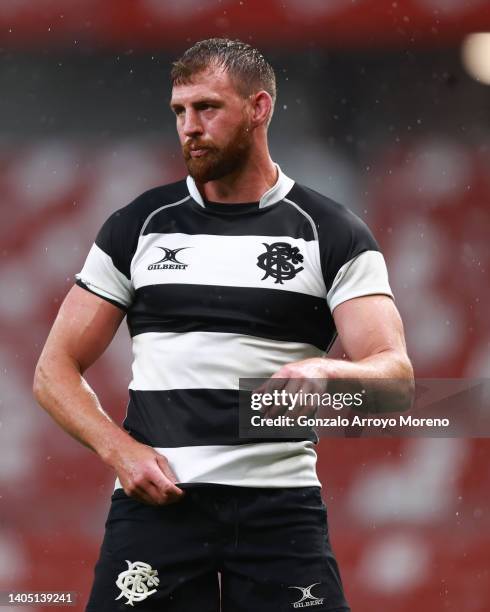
top-left (76, 165), bottom-right (393, 489)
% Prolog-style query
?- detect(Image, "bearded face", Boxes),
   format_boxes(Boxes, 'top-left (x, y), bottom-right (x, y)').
top-left (182, 114), bottom-right (253, 183)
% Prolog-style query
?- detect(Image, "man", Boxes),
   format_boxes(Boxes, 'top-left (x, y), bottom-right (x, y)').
top-left (33, 39), bottom-right (413, 611)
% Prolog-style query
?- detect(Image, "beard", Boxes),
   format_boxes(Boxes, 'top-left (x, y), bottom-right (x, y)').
top-left (183, 117), bottom-right (253, 183)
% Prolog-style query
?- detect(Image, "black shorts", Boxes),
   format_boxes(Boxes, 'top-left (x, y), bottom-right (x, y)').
top-left (86, 485), bottom-right (350, 611)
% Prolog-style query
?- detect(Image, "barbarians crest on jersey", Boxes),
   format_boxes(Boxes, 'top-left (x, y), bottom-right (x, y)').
top-left (115, 560), bottom-right (159, 606)
top-left (148, 247), bottom-right (190, 270)
top-left (257, 242), bottom-right (304, 284)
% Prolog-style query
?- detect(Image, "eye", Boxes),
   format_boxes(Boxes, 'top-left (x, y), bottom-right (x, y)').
top-left (197, 102), bottom-right (216, 112)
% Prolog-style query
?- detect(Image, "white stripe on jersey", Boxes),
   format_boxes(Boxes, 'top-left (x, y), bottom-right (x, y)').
top-left (114, 440), bottom-right (321, 489)
top-left (129, 331), bottom-right (324, 391)
top-left (327, 250), bottom-right (393, 312)
top-left (131, 232), bottom-right (326, 298)
top-left (76, 243), bottom-right (133, 308)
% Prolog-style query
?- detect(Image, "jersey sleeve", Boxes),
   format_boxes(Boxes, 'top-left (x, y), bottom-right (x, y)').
top-left (75, 210), bottom-right (135, 310)
top-left (320, 206), bottom-right (393, 313)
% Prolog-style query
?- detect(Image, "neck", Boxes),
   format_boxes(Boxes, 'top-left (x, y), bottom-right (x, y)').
top-left (196, 149), bottom-right (277, 204)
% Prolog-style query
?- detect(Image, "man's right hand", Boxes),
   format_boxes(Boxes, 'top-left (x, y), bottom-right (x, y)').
top-left (105, 439), bottom-right (185, 506)
top-left (33, 286), bottom-right (186, 508)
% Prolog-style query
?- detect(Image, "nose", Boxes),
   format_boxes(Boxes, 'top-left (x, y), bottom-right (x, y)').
top-left (182, 108), bottom-right (203, 138)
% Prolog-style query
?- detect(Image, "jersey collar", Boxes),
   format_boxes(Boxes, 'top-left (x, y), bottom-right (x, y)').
top-left (186, 163), bottom-right (295, 209)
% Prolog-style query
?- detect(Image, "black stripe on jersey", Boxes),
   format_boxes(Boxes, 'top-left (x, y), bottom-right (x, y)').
top-left (127, 284), bottom-right (334, 351)
top-left (123, 389), bottom-right (316, 447)
top-left (75, 278), bottom-right (128, 311)
top-left (142, 198), bottom-right (317, 240)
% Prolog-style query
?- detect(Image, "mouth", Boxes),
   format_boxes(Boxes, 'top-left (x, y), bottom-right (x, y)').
top-left (189, 148), bottom-right (209, 158)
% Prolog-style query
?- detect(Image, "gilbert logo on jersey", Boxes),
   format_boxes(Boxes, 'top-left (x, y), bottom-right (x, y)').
top-left (148, 247), bottom-right (191, 270)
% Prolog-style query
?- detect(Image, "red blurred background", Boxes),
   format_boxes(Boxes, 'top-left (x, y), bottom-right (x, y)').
top-left (1, 1), bottom-right (489, 611)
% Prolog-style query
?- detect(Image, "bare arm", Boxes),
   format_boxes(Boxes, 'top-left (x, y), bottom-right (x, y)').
top-left (33, 285), bottom-right (184, 505)
top-left (327, 294), bottom-right (413, 381)
top-left (325, 294), bottom-right (414, 410)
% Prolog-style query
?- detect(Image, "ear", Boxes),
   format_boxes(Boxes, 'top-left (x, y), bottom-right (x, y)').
top-left (250, 91), bottom-right (273, 127)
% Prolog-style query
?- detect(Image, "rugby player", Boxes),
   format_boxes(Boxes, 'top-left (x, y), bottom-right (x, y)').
top-left (33, 38), bottom-right (413, 611)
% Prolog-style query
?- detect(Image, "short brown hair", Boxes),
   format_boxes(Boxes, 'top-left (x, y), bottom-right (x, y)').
top-left (171, 38), bottom-right (276, 110)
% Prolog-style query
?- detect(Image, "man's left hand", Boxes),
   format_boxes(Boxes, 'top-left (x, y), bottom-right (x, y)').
top-left (254, 358), bottom-right (330, 419)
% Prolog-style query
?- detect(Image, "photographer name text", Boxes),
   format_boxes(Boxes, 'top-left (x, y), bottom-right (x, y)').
top-left (250, 414), bottom-right (450, 429)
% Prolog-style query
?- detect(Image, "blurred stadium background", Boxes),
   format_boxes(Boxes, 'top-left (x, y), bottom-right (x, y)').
top-left (1, 1), bottom-right (490, 610)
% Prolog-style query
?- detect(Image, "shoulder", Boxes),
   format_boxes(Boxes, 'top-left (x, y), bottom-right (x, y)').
top-left (286, 182), bottom-right (374, 243)
top-left (286, 181), bottom-right (379, 254)
top-left (93, 179), bottom-right (189, 276)
top-left (286, 181), bottom-right (383, 289)
top-left (105, 179), bottom-right (189, 232)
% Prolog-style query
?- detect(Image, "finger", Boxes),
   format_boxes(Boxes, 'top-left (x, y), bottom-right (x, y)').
top-left (161, 485), bottom-right (186, 504)
top-left (286, 377), bottom-right (305, 404)
top-left (138, 480), bottom-right (184, 506)
top-left (146, 480), bottom-right (184, 505)
top-left (304, 377), bottom-right (328, 414)
top-left (123, 463), bottom-right (184, 506)
top-left (261, 376), bottom-right (292, 417)
top-left (254, 373), bottom-right (292, 416)
top-left (266, 377), bottom-right (303, 418)
top-left (154, 456), bottom-right (186, 495)
top-left (295, 380), bottom-right (319, 417)
top-left (150, 470), bottom-right (185, 500)
top-left (261, 373), bottom-right (288, 397)
top-left (252, 381), bottom-right (267, 394)
top-left (285, 378), bottom-right (309, 418)
top-left (126, 484), bottom-right (161, 506)
top-left (154, 454), bottom-right (179, 483)
top-left (153, 456), bottom-right (186, 499)
top-left (142, 482), bottom-right (167, 505)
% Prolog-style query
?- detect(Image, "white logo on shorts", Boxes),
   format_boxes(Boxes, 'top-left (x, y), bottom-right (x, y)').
top-left (115, 560), bottom-right (159, 606)
top-left (289, 583), bottom-right (325, 608)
